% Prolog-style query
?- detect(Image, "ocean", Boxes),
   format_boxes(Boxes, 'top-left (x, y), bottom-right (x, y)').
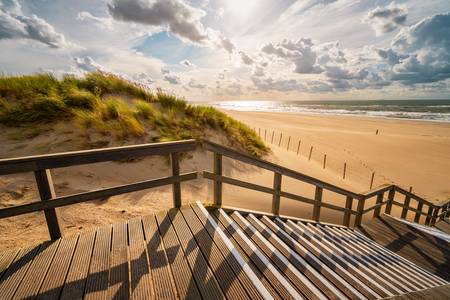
top-left (209, 100), bottom-right (450, 123)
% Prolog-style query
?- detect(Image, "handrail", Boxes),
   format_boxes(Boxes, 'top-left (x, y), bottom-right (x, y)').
top-left (0, 139), bottom-right (197, 175)
top-left (0, 139), bottom-right (198, 239)
top-left (0, 139), bottom-right (448, 241)
top-left (201, 140), bottom-right (362, 199)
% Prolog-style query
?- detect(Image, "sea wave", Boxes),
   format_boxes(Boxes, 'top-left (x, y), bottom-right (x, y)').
top-left (210, 100), bottom-right (450, 122)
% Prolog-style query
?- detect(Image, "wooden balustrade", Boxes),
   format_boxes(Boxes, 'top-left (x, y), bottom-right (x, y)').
top-left (0, 138), bottom-right (448, 241)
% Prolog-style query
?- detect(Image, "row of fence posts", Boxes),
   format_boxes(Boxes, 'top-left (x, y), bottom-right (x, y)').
top-left (256, 127), bottom-right (378, 189)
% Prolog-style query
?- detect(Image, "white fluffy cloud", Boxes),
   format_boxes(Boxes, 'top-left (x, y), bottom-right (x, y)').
top-left (180, 59), bottom-right (195, 67)
top-left (77, 11), bottom-right (113, 30)
top-left (0, 0), bottom-right (67, 48)
top-left (161, 68), bottom-right (181, 84)
top-left (239, 51), bottom-right (254, 65)
top-left (108, 0), bottom-right (234, 53)
top-left (365, 2), bottom-right (408, 35)
top-left (74, 56), bottom-right (107, 72)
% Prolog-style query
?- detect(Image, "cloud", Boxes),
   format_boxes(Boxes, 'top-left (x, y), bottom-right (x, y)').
top-left (161, 68), bottom-right (181, 84)
top-left (262, 38), bottom-right (323, 74)
top-left (74, 56), bottom-right (107, 72)
top-left (180, 59), bottom-right (195, 67)
top-left (366, 2), bottom-right (407, 35)
top-left (188, 78), bottom-right (206, 89)
top-left (0, 1), bottom-right (67, 48)
top-left (134, 72), bottom-right (154, 85)
top-left (108, 0), bottom-right (234, 53)
top-left (251, 76), bottom-right (303, 92)
top-left (239, 51), bottom-right (254, 65)
top-left (385, 12), bottom-right (450, 85)
top-left (77, 11), bottom-right (113, 30)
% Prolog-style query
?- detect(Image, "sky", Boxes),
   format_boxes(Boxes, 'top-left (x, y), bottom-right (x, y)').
top-left (0, 0), bottom-right (450, 102)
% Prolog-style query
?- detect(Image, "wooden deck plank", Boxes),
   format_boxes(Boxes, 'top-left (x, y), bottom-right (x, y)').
top-left (60, 229), bottom-right (96, 300)
top-left (358, 216), bottom-right (450, 282)
top-left (232, 212), bottom-right (326, 300)
top-left (313, 224), bottom-right (413, 293)
top-left (0, 249), bottom-right (19, 280)
top-left (37, 235), bottom-right (79, 300)
top-left (435, 219), bottom-right (450, 235)
top-left (155, 211), bottom-right (201, 300)
top-left (349, 227), bottom-right (447, 288)
top-left (181, 206), bottom-right (250, 300)
top-left (0, 245), bottom-right (41, 300)
top-left (142, 214), bottom-right (177, 300)
top-left (270, 217), bottom-right (380, 300)
top-left (128, 216), bottom-right (153, 300)
top-left (326, 226), bottom-right (426, 292)
top-left (13, 240), bottom-right (60, 300)
top-left (247, 214), bottom-right (347, 300)
top-left (214, 208), bottom-right (302, 299)
top-left (109, 221), bottom-right (130, 299)
top-left (84, 225), bottom-right (112, 300)
top-left (291, 220), bottom-right (395, 297)
top-left (260, 215), bottom-right (366, 300)
top-left (168, 207), bottom-right (225, 300)
top-left (324, 225), bottom-right (427, 292)
top-left (192, 204), bottom-right (271, 300)
top-left (208, 210), bottom-right (282, 299)
top-left (384, 283), bottom-right (450, 300)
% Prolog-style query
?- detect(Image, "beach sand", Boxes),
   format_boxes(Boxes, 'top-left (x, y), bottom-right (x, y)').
top-left (1, 112), bottom-right (449, 250)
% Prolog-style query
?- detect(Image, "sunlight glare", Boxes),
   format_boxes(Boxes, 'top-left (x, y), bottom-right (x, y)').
top-left (226, 0), bottom-right (257, 17)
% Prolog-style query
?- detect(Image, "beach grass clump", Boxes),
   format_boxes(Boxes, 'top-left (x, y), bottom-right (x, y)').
top-left (0, 72), bottom-right (269, 157)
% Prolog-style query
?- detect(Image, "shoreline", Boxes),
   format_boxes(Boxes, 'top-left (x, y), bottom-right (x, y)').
top-left (219, 109), bottom-right (450, 125)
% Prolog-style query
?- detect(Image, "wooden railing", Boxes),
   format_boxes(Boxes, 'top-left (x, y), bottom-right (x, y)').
top-left (0, 140), bottom-right (198, 239)
top-left (201, 140), bottom-right (450, 228)
top-left (0, 139), bottom-right (448, 240)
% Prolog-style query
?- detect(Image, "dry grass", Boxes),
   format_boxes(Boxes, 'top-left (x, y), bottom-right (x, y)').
top-left (0, 72), bottom-right (269, 157)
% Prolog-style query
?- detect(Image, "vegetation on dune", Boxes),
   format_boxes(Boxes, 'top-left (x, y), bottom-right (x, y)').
top-left (0, 72), bottom-right (269, 157)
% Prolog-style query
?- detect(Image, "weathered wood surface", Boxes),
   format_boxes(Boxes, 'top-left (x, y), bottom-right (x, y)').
top-left (0, 204), bottom-right (448, 299)
top-left (358, 214), bottom-right (450, 281)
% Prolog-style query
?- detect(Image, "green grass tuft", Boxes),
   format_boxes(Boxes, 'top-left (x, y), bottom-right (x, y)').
top-left (0, 72), bottom-right (269, 157)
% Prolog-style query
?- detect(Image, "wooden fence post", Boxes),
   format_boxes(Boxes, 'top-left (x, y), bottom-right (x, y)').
top-left (272, 172), bottom-right (282, 215)
top-left (308, 146), bottom-right (313, 161)
top-left (323, 154), bottom-right (327, 169)
top-left (355, 197), bottom-right (366, 226)
top-left (414, 201), bottom-right (423, 223)
top-left (373, 193), bottom-right (384, 218)
top-left (343, 163), bottom-right (347, 179)
top-left (443, 203), bottom-right (450, 219)
top-left (287, 136), bottom-right (291, 150)
top-left (264, 129), bottom-right (267, 142)
top-left (271, 131), bottom-right (275, 144)
top-left (213, 153), bottom-right (222, 206)
top-left (431, 206), bottom-right (439, 226)
top-left (385, 187), bottom-right (395, 214)
top-left (296, 140), bottom-right (301, 155)
top-left (400, 186), bottom-right (412, 219)
top-left (343, 196), bottom-right (353, 227)
top-left (312, 186), bottom-right (323, 222)
top-left (34, 169), bottom-right (62, 240)
top-left (171, 152), bottom-right (181, 207)
top-left (278, 133), bottom-right (283, 147)
top-left (258, 128), bottom-right (261, 137)
top-left (370, 172), bottom-right (375, 189)
top-left (425, 205), bottom-right (434, 225)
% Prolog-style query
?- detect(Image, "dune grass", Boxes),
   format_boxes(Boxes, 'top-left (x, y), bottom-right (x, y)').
top-left (0, 72), bottom-right (268, 157)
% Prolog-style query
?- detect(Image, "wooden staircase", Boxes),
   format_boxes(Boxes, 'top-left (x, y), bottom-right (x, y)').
top-left (0, 139), bottom-right (449, 299)
top-left (0, 203), bottom-right (448, 299)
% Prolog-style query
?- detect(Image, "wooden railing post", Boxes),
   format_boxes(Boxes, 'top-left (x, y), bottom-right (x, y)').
top-left (355, 197), bottom-right (365, 226)
top-left (312, 186), bottom-right (323, 222)
top-left (425, 205), bottom-right (434, 225)
top-left (171, 152), bottom-right (181, 207)
top-left (343, 196), bottom-right (353, 227)
top-left (414, 200), bottom-right (423, 223)
top-left (385, 188), bottom-right (395, 214)
top-left (373, 193), bottom-right (384, 218)
top-left (444, 203), bottom-right (450, 219)
top-left (431, 206), bottom-right (439, 226)
top-left (34, 169), bottom-right (61, 240)
top-left (213, 153), bottom-right (223, 206)
top-left (400, 187), bottom-right (412, 219)
top-left (272, 172), bottom-right (282, 215)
